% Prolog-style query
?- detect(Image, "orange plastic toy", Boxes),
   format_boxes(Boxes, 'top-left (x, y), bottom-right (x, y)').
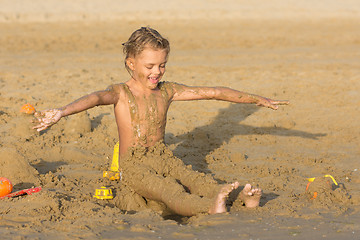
top-left (20, 103), bottom-right (36, 114)
top-left (0, 177), bottom-right (13, 197)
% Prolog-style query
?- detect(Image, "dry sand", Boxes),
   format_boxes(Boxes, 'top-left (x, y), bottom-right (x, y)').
top-left (1, 0), bottom-right (360, 239)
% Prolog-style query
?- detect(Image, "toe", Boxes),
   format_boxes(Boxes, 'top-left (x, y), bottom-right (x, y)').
top-left (243, 183), bottom-right (252, 192)
top-left (254, 188), bottom-right (262, 196)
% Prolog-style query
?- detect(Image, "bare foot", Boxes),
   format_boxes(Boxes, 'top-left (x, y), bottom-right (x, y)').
top-left (239, 184), bottom-right (262, 208)
top-left (209, 182), bottom-right (240, 214)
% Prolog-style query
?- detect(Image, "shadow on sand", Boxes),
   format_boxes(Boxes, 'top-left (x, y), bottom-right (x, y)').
top-left (166, 103), bottom-right (326, 171)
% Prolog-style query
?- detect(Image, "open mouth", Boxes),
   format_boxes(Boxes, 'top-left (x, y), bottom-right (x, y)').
top-left (148, 76), bottom-right (160, 84)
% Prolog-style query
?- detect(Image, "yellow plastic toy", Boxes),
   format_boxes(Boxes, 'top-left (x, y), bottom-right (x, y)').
top-left (306, 174), bottom-right (338, 185)
top-left (110, 141), bottom-right (120, 172)
top-left (103, 142), bottom-right (122, 180)
top-left (93, 187), bottom-right (113, 200)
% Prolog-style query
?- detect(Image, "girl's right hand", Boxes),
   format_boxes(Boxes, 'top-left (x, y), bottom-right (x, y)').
top-left (33, 109), bottom-right (63, 132)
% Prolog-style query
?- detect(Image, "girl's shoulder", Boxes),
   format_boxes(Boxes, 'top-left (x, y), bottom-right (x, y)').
top-left (110, 83), bottom-right (129, 92)
top-left (158, 81), bottom-right (178, 100)
top-left (158, 81), bottom-right (184, 92)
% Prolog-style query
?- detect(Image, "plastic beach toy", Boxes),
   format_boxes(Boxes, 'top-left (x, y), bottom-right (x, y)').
top-left (93, 187), bottom-right (113, 200)
top-left (306, 174), bottom-right (338, 199)
top-left (103, 171), bottom-right (121, 181)
top-left (0, 186), bottom-right (42, 199)
top-left (110, 141), bottom-right (119, 172)
top-left (307, 175), bottom-right (338, 185)
top-left (0, 177), bottom-right (13, 197)
top-left (20, 103), bottom-right (36, 114)
top-left (103, 141), bottom-right (122, 180)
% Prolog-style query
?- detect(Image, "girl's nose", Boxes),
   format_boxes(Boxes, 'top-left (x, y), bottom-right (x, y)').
top-left (154, 66), bottom-right (161, 74)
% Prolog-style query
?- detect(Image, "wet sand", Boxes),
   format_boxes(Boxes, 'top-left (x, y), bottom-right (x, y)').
top-left (1, 1), bottom-right (360, 239)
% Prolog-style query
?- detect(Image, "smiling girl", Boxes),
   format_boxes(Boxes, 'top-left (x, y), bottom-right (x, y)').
top-left (33, 27), bottom-right (288, 216)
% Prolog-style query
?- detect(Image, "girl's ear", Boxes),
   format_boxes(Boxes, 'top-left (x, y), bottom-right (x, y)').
top-left (126, 58), bottom-right (135, 71)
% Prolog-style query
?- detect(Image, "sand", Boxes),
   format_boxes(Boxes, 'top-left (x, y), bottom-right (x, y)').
top-left (1, 0), bottom-right (360, 239)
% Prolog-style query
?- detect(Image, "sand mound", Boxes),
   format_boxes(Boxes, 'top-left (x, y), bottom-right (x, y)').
top-left (0, 148), bottom-right (40, 187)
top-left (306, 177), bottom-right (352, 209)
top-left (64, 111), bottom-right (92, 136)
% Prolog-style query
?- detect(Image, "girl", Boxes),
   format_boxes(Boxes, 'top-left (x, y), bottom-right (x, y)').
top-left (34, 27), bottom-right (288, 216)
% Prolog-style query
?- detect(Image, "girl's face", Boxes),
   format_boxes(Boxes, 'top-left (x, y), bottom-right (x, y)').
top-left (128, 47), bottom-right (168, 90)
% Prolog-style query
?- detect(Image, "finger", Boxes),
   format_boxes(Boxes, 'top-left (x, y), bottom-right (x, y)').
top-left (271, 100), bottom-right (289, 105)
top-left (33, 122), bottom-right (48, 130)
top-left (36, 125), bottom-right (48, 132)
top-left (32, 118), bottom-right (43, 125)
top-left (31, 117), bottom-right (44, 123)
top-left (269, 104), bottom-right (278, 110)
top-left (257, 102), bottom-right (277, 110)
top-left (32, 124), bottom-right (43, 130)
top-left (34, 111), bottom-right (44, 118)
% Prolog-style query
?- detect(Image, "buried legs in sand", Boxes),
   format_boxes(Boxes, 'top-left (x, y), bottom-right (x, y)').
top-left (209, 183), bottom-right (262, 214)
top-left (121, 143), bottom-right (262, 216)
top-left (123, 168), bottom-right (262, 216)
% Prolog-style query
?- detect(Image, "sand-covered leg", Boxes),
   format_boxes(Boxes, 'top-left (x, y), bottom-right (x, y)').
top-left (209, 182), bottom-right (240, 214)
top-left (239, 184), bottom-right (262, 208)
top-left (168, 157), bottom-right (222, 198)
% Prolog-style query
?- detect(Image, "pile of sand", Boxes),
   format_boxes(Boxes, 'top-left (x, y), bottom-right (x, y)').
top-left (0, 148), bottom-right (40, 187)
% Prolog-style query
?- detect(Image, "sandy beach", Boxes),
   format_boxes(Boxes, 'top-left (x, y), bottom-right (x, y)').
top-left (1, 0), bottom-right (360, 239)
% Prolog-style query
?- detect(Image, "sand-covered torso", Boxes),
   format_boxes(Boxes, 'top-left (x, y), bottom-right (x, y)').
top-left (114, 82), bottom-right (175, 154)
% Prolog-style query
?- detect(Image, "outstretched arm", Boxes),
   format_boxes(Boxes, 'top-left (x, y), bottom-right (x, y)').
top-left (33, 85), bottom-right (120, 131)
top-left (171, 83), bottom-right (289, 110)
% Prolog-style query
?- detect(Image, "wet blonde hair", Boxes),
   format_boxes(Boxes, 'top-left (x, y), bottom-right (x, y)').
top-left (122, 27), bottom-right (170, 73)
